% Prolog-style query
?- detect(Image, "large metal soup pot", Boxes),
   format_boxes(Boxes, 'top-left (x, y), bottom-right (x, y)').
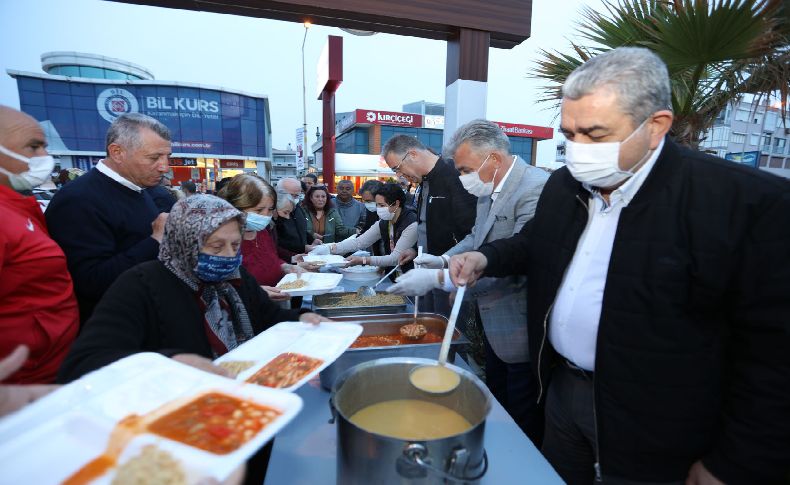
top-left (330, 357), bottom-right (491, 484)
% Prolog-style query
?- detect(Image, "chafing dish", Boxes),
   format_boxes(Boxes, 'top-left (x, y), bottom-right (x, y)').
top-left (319, 313), bottom-right (469, 390)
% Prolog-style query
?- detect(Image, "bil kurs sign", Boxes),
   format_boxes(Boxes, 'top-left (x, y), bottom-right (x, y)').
top-left (14, 75), bottom-right (269, 158)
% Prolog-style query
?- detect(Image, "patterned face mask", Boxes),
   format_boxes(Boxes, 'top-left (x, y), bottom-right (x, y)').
top-left (195, 252), bottom-right (243, 282)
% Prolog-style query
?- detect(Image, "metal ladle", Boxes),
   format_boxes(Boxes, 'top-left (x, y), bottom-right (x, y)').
top-left (398, 246), bottom-right (424, 338)
top-left (409, 285), bottom-right (466, 394)
top-left (356, 264), bottom-right (400, 297)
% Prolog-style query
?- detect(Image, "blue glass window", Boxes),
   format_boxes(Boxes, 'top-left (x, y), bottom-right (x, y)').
top-left (79, 66), bottom-right (104, 79)
top-left (18, 77), bottom-right (44, 92)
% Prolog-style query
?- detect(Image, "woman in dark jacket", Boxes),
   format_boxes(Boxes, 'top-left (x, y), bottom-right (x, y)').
top-left (58, 194), bottom-right (329, 383)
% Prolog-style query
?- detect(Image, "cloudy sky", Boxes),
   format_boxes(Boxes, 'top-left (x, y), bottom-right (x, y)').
top-left (0, 0), bottom-right (603, 165)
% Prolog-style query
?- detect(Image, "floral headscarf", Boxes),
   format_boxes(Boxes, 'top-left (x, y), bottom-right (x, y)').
top-left (159, 194), bottom-right (245, 287)
top-left (158, 194), bottom-right (253, 355)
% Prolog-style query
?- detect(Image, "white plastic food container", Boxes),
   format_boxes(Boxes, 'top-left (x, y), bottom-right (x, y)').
top-left (215, 321), bottom-right (363, 391)
top-left (0, 353), bottom-right (303, 485)
top-left (340, 265), bottom-right (381, 281)
top-left (275, 272), bottom-right (343, 296)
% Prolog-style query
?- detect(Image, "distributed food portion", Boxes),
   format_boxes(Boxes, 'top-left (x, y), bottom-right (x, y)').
top-left (246, 352), bottom-right (324, 388)
top-left (323, 293), bottom-right (405, 308)
top-left (217, 360), bottom-right (256, 378)
top-left (349, 399), bottom-right (472, 440)
top-left (277, 279), bottom-right (309, 290)
top-left (147, 393), bottom-right (282, 455)
top-left (111, 445), bottom-right (186, 485)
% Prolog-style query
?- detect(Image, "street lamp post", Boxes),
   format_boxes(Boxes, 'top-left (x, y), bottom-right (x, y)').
top-left (301, 20), bottom-right (311, 175)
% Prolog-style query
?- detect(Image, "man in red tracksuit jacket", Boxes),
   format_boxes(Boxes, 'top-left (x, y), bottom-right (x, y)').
top-left (0, 105), bottom-right (79, 384)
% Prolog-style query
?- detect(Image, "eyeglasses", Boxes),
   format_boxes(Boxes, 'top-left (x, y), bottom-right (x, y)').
top-left (391, 152), bottom-right (409, 174)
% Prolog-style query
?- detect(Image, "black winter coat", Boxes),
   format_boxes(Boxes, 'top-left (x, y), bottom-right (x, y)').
top-left (275, 204), bottom-right (309, 255)
top-left (417, 157), bottom-right (477, 255)
top-left (480, 139), bottom-right (790, 484)
top-left (58, 260), bottom-right (301, 383)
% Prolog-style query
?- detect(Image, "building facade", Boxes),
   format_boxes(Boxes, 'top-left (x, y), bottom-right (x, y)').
top-left (312, 104), bottom-right (554, 189)
top-left (700, 97), bottom-right (789, 178)
top-left (7, 52), bottom-right (273, 189)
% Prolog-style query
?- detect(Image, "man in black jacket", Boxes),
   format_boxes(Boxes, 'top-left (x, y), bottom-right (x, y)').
top-left (46, 113), bottom-right (170, 323)
top-left (382, 135), bottom-right (477, 316)
top-left (451, 47), bottom-right (790, 484)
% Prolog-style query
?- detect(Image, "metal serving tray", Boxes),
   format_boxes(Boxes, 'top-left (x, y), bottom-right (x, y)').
top-left (318, 313), bottom-right (469, 390)
top-left (312, 292), bottom-right (408, 317)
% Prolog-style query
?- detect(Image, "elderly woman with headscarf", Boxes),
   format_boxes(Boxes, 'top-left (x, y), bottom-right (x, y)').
top-left (58, 194), bottom-right (329, 382)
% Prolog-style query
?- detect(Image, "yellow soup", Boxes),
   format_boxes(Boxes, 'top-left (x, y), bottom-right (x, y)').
top-left (349, 399), bottom-right (472, 440)
top-left (409, 365), bottom-right (461, 394)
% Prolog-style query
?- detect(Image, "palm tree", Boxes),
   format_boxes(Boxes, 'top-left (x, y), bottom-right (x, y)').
top-left (531, 0), bottom-right (789, 148)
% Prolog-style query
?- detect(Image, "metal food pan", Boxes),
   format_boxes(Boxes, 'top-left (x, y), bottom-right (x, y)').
top-left (319, 313), bottom-right (469, 390)
top-left (312, 292), bottom-right (407, 317)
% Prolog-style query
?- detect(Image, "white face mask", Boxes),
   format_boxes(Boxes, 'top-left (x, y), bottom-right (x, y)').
top-left (0, 144), bottom-right (56, 192)
top-left (459, 153), bottom-right (498, 197)
top-left (364, 202), bottom-right (376, 212)
top-left (245, 212), bottom-right (272, 232)
top-left (376, 204), bottom-right (395, 221)
top-left (564, 118), bottom-right (651, 188)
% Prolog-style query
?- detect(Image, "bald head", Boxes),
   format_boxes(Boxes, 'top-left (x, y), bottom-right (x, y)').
top-left (277, 177), bottom-right (302, 197)
top-left (0, 105), bottom-right (48, 184)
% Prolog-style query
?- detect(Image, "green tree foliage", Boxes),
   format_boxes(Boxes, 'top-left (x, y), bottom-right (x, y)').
top-left (532, 0), bottom-right (789, 147)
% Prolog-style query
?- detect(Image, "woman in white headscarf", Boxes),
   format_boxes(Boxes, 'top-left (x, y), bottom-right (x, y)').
top-left (58, 194), bottom-right (329, 382)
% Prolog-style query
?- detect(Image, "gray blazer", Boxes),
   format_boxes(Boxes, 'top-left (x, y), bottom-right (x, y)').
top-left (445, 157), bottom-right (548, 363)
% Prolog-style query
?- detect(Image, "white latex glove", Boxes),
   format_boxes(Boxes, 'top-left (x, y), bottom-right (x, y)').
top-left (414, 253), bottom-right (446, 269)
top-left (281, 263), bottom-right (304, 277)
top-left (309, 244), bottom-right (331, 256)
top-left (387, 268), bottom-right (441, 296)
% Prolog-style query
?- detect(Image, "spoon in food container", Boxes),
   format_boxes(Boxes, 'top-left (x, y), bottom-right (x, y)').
top-left (408, 285), bottom-right (466, 394)
top-left (399, 246), bottom-right (424, 340)
top-left (356, 264), bottom-right (400, 297)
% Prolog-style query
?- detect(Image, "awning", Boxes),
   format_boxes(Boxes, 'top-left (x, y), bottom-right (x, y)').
top-left (333, 153), bottom-right (395, 177)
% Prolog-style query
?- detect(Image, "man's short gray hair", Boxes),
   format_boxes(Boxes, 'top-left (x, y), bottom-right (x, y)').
top-left (106, 113), bottom-right (170, 151)
top-left (381, 135), bottom-right (427, 158)
top-left (562, 47), bottom-right (671, 125)
top-left (443, 119), bottom-right (510, 158)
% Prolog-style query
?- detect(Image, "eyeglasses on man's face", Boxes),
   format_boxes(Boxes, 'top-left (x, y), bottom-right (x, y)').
top-left (391, 151), bottom-right (410, 174)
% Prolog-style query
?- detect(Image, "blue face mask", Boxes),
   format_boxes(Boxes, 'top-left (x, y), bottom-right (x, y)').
top-left (245, 212), bottom-right (272, 231)
top-left (196, 252), bottom-right (243, 282)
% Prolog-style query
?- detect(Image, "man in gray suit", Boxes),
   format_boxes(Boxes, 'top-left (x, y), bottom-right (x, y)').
top-left (389, 119), bottom-right (548, 443)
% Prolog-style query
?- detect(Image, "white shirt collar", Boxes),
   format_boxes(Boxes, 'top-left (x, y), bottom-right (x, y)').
top-left (95, 159), bottom-right (143, 193)
top-left (491, 155), bottom-right (518, 201)
top-left (584, 138), bottom-right (665, 208)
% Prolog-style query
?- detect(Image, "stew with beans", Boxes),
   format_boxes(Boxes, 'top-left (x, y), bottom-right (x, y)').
top-left (351, 333), bottom-right (443, 348)
top-left (246, 353), bottom-right (323, 388)
top-left (147, 393), bottom-right (281, 454)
